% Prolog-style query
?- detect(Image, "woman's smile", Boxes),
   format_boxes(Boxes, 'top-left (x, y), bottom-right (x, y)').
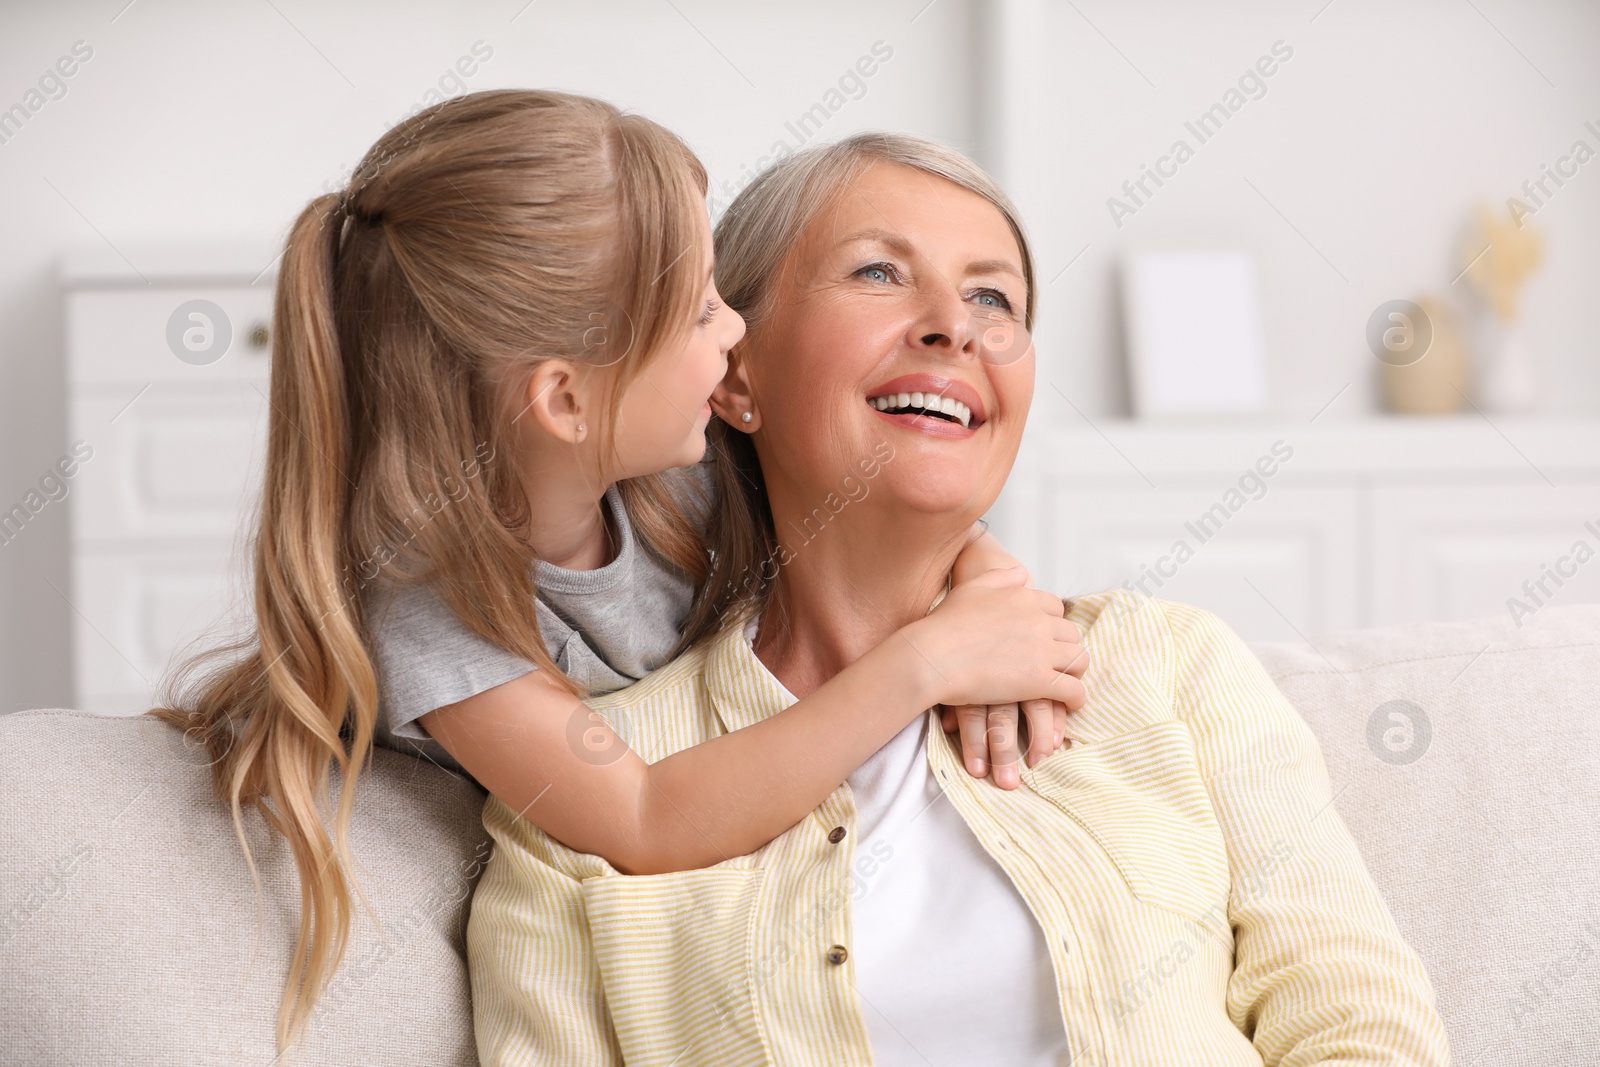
top-left (865, 372), bottom-right (986, 437)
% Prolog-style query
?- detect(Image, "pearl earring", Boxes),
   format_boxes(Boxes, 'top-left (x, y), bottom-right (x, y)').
top-left (576, 423), bottom-right (586, 435)
top-left (740, 412), bottom-right (753, 424)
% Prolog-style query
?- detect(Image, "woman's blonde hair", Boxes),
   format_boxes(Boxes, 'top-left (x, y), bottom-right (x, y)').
top-left (149, 89), bottom-right (712, 1057)
top-left (680, 131), bottom-right (1036, 646)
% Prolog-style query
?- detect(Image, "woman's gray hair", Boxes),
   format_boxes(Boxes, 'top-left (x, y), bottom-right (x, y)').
top-left (712, 131), bottom-right (1038, 335)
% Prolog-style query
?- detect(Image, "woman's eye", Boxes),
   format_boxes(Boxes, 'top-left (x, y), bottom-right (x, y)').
top-left (857, 263), bottom-right (895, 283)
top-left (698, 299), bottom-right (720, 326)
top-left (973, 289), bottom-right (1013, 312)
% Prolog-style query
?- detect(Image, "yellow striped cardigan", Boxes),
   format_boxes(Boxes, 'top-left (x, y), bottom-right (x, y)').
top-left (467, 588), bottom-right (1451, 1066)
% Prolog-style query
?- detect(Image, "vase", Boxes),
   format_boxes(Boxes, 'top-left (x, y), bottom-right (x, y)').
top-left (1378, 294), bottom-right (1470, 415)
top-left (1472, 312), bottom-right (1539, 415)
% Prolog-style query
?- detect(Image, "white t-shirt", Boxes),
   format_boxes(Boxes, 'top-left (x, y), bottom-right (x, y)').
top-left (760, 629), bottom-right (1069, 1066)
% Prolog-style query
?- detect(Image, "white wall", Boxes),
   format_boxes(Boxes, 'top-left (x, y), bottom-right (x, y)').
top-left (0, 0), bottom-right (977, 710)
top-left (994, 0), bottom-right (1600, 422)
top-left (2, 0), bottom-right (1596, 710)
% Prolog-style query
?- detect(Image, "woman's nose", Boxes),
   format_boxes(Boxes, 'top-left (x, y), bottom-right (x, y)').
top-left (910, 290), bottom-right (978, 356)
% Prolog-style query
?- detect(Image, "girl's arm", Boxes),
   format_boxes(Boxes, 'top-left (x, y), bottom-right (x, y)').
top-left (942, 527), bottom-right (1090, 787)
top-left (420, 563), bottom-right (1083, 875)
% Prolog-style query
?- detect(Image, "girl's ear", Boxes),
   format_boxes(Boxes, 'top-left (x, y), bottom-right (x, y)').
top-left (710, 346), bottom-right (759, 432)
top-left (518, 359), bottom-right (590, 443)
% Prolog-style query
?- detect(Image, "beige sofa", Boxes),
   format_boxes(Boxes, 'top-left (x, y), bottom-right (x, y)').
top-left (3, 603), bottom-right (1597, 1065)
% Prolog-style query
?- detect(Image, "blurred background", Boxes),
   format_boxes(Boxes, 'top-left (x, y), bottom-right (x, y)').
top-left (1, 0), bottom-right (1597, 714)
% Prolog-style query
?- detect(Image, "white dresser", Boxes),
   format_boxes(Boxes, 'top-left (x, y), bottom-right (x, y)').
top-left (993, 416), bottom-right (1600, 643)
top-left (62, 245), bottom-right (277, 714)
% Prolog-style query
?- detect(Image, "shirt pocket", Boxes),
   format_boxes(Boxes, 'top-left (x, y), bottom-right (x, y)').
top-left (581, 866), bottom-right (773, 1067)
top-left (1021, 720), bottom-right (1232, 942)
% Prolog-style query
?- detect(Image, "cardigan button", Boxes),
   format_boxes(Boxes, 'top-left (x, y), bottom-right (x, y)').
top-left (826, 944), bottom-right (849, 966)
top-left (827, 826), bottom-right (847, 844)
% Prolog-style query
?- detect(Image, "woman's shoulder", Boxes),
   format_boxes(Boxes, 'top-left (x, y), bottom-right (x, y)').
top-left (1065, 586), bottom-right (1238, 651)
top-left (587, 637), bottom-right (714, 716)
top-left (1058, 587), bottom-right (1263, 723)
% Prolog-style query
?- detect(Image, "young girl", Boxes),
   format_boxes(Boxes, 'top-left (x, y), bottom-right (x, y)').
top-left (152, 89), bottom-right (1087, 1056)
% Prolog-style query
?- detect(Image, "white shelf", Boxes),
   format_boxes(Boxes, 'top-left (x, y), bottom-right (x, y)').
top-left (60, 239), bottom-right (281, 289)
top-left (1014, 416), bottom-right (1600, 481)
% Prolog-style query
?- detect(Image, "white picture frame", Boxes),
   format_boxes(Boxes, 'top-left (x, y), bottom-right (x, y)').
top-left (1121, 248), bottom-right (1271, 419)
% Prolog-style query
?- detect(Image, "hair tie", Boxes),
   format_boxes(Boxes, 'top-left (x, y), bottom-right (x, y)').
top-left (334, 190), bottom-right (380, 227)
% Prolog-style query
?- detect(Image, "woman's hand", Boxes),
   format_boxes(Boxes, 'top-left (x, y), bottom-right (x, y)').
top-left (940, 523), bottom-right (1090, 788)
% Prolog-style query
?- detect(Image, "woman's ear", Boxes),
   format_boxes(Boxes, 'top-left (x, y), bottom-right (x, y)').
top-left (517, 359), bottom-right (590, 443)
top-left (710, 346), bottom-right (759, 432)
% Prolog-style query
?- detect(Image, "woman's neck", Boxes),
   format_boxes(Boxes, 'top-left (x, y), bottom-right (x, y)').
top-left (753, 505), bottom-right (970, 700)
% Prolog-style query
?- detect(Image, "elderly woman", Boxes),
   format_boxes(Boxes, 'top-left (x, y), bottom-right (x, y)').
top-left (467, 134), bottom-right (1450, 1067)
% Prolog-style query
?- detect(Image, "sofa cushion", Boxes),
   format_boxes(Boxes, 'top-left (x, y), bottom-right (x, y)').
top-left (1247, 603), bottom-right (1600, 1065)
top-left (0, 708), bottom-right (488, 1066)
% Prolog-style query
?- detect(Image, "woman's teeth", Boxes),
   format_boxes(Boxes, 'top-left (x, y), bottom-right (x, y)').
top-left (868, 391), bottom-right (973, 429)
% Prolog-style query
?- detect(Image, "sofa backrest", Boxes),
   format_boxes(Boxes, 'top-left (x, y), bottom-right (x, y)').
top-left (1248, 602), bottom-right (1600, 1064)
top-left (0, 707), bottom-right (488, 1066)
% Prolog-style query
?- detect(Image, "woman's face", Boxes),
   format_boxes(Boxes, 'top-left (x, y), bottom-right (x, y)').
top-left (735, 162), bottom-right (1033, 523)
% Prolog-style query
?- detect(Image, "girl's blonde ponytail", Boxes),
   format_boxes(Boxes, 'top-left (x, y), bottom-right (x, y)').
top-left (150, 90), bottom-right (713, 1058)
top-left (151, 189), bottom-right (381, 1057)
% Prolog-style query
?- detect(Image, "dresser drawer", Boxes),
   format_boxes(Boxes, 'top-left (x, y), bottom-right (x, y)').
top-left (67, 285), bottom-right (273, 387)
top-left (70, 545), bottom-right (253, 712)
top-left (1041, 484), bottom-right (1361, 642)
top-left (1371, 481), bottom-right (1600, 626)
top-left (69, 384), bottom-right (268, 545)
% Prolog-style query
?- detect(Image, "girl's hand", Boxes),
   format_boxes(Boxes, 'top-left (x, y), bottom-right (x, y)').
top-left (941, 523), bottom-right (1091, 788)
top-left (939, 697), bottom-right (1079, 788)
top-left (899, 565), bottom-right (1084, 758)
top-left (949, 523), bottom-right (1022, 587)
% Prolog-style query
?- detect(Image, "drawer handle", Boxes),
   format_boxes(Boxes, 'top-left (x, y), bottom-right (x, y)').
top-left (247, 321), bottom-right (270, 353)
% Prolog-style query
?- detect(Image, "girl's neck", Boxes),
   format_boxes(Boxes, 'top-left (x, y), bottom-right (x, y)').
top-left (753, 502), bottom-right (969, 700)
top-left (517, 466), bottom-right (617, 571)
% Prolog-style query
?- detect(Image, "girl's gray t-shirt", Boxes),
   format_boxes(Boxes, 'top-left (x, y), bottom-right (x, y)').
top-left (364, 481), bottom-right (700, 782)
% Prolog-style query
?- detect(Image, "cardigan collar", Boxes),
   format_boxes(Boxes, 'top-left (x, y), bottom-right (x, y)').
top-left (702, 589), bottom-right (949, 738)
